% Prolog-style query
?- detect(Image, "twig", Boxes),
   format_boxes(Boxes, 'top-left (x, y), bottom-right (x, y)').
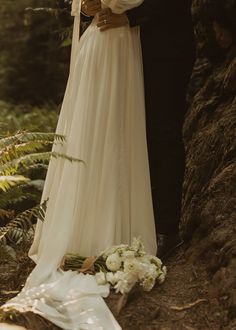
top-left (170, 299), bottom-right (208, 311)
top-left (191, 266), bottom-right (198, 279)
top-left (183, 324), bottom-right (196, 330)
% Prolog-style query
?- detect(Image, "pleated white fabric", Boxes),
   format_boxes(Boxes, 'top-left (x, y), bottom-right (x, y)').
top-left (2, 0), bottom-right (157, 329)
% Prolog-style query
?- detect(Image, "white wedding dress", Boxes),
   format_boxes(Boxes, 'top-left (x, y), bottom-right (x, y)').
top-left (2, 0), bottom-right (157, 329)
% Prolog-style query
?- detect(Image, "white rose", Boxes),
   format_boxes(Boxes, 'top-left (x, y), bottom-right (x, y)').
top-left (137, 262), bottom-right (149, 280)
top-left (95, 271), bottom-right (107, 285)
top-left (105, 252), bottom-right (122, 271)
top-left (123, 259), bottom-right (140, 274)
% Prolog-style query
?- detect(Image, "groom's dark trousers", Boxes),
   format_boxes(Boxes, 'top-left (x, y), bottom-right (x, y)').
top-left (127, 1), bottom-right (196, 235)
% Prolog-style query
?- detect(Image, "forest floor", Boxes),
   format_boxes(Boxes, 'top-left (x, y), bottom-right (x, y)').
top-left (0, 245), bottom-right (235, 330)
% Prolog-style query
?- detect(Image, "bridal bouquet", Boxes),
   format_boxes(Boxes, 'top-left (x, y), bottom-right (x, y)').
top-left (95, 237), bottom-right (167, 294)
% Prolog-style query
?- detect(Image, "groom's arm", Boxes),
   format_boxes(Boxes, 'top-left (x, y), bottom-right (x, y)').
top-left (126, 0), bottom-right (172, 26)
top-left (97, 0), bottom-right (178, 31)
top-left (82, 0), bottom-right (180, 30)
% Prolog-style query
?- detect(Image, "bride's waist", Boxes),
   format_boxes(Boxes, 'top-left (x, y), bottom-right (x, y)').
top-left (89, 14), bottom-right (136, 32)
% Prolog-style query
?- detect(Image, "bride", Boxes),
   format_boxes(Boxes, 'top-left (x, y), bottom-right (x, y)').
top-left (1, 0), bottom-right (157, 329)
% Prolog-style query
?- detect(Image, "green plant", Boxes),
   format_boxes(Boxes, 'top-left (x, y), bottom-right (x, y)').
top-left (0, 131), bottom-right (63, 190)
top-left (0, 130), bottom-right (81, 210)
top-left (0, 201), bottom-right (46, 246)
top-left (0, 101), bottom-right (59, 135)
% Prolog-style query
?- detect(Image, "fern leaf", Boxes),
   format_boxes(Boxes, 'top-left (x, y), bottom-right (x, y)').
top-left (0, 131), bottom-right (65, 149)
top-left (1, 151), bottom-right (82, 175)
top-left (0, 244), bottom-right (17, 264)
top-left (0, 175), bottom-right (29, 192)
top-left (6, 227), bottom-right (34, 246)
top-left (51, 152), bottom-right (83, 163)
top-left (0, 201), bottom-right (47, 243)
top-left (0, 188), bottom-right (39, 209)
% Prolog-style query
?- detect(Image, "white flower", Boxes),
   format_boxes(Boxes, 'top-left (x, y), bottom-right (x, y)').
top-left (156, 265), bottom-right (167, 284)
top-left (105, 252), bottom-right (122, 271)
top-left (148, 264), bottom-right (158, 278)
top-left (141, 276), bottom-right (156, 291)
top-left (123, 258), bottom-right (140, 274)
top-left (162, 265), bottom-right (167, 275)
top-left (97, 238), bottom-right (166, 294)
top-left (115, 270), bottom-right (125, 280)
top-left (136, 262), bottom-right (149, 280)
top-left (131, 237), bottom-right (145, 255)
top-left (158, 266), bottom-right (167, 284)
top-left (114, 278), bottom-right (134, 294)
top-left (102, 246), bottom-right (117, 259)
top-left (95, 271), bottom-right (107, 285)
top-left (123, 271), bottom-right (138, 286)
top-left (102, 244), bottom-right (128, 259)
top-left (150, 255), bottom-right (163, 268)
top-left (158, 273), bottom-right (165, 284)
top-left (122, 250), bottom-right (135, 259)
top-left (106, 272), bottom-right (118, 286)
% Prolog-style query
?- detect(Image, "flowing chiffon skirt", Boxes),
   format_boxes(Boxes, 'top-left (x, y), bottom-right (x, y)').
top-left (30, 17), bottom-right (157, 265)
top-left (2, 8), bottom-right (157, 330)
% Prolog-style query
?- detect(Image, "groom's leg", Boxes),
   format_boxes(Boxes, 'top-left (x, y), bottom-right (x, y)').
top-left (144, 60), bottom-right (194, 235)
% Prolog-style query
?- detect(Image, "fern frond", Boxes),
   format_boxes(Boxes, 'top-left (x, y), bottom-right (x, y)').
top-left (14, 140), bottom-right (52, 153)
top-left (1, 151), bottom-right (82, 176)
top-left (24, 163), bottom-right (48, 171)
top-left (0, 200), bottom-right (47, 243)
top-left (0, 244), bottom-right (17, 264)
top-left (0, 132), bottom-right (65, 169)
top-left (0, 188), bottom-right (39, 209)
top-left (0, 175), bottom-right (29, 192)
top-left (6, 227), bottom-right (34, 246)
top-left (0, 131), bottom-right (65, 149)
top-left (51, 152), bottom-right (84, 163)
top-left (0, 152), bottom-right (51, 175)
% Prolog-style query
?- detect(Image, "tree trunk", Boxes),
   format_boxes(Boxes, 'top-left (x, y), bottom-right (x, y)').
top-left (182, 0), bottom-right (236, 317)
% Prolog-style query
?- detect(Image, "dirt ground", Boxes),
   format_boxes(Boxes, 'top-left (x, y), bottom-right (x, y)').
top-left (1, 244), bottom-right (235, 330)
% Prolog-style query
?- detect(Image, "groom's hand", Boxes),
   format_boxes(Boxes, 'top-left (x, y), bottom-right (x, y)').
top-left (81, 0), bottom-right (101, 17)
top-left (97, 8), bottom-right (129, 31)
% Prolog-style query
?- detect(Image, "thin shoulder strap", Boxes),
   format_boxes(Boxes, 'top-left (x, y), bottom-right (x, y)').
top-left (70, 0), bottom-right (81, 76)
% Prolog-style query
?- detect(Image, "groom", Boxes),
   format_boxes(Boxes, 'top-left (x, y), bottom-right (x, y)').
top-left (81, 0), bottom-right (196, 258)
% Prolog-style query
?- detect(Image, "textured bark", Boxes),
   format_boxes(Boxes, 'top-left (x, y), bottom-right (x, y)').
top-left (182, 0), bottom-right (236, 318)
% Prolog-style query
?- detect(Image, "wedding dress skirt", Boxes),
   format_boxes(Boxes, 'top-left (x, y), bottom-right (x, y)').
top-left (30, 12), bottom-right (157, 265)
top-left (2, 1), bottom-right (157, 329)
